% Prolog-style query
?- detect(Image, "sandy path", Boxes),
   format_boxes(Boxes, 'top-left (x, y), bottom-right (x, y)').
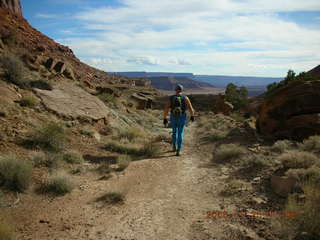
top-left (15, 126), bottom-right (237, 240)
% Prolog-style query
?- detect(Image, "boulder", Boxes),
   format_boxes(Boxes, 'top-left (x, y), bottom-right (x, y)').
top-left (131, 93), bottom-right (153, 110)
top-left (270, 176), bottom-right (297, 197)
top-left (0, 0), bottom-right (22, 16)
top-left (257, 80), bottom-right (320, 140)
top-left (34, 83), bottom-right (110, 122)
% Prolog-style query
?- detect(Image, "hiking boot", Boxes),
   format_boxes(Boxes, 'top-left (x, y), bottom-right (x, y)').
top-left (176, 149), bottom-right (181, 156)
top-left (172, 146), bottom-right (177, 152)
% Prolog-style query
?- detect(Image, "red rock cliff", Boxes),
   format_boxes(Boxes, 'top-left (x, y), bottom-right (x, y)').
top-left (0, 0), bottom-right (22, 16)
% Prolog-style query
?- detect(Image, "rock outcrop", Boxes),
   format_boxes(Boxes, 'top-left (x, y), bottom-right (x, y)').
top-left (257, 80), bottom-right (320, 140)
top-left (34, 83), bottom-right (110, 122)
top-left (0, 0), bottom-right (22, 16)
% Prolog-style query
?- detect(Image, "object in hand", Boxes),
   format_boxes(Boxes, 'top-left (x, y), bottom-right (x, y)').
top-left (190, 116), bottom-right (195, 122)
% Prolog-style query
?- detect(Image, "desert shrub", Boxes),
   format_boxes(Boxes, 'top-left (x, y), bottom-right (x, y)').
top-left (278, 151), bottom-right (319, 169)
top-left (0, 154), bottom-right (33, 192)
top-left (0, 55), bottom-right (29, 88)
top-left (286, 166), bottom-right (320, 186)
top-left (153, 133), bottom-right (171, 143)
top-left (0, 218), bottom-right (15, 240)
top-left (118, 127), bottom-right (146, 142)
top-left (230, 112), bottom-right (245, 123)
top-left (220, 180), bottom-right (246, 196)
top-left (40, 172), bottom-right (74, 195)
top-left (214, 144), bottom-right (246, 163)
top-left (116, 155), bottom-right (131, 171)
top-left (202, 129), bottom-right (227, 142)
top-left (98, 93), bottom-right (117, 108)
top-left (104, 141), bottom-right (140, 155)
top-left (240, 154), bottom-right (271, 171)
top-left (225, 83), bottom-right (248, 110)
top-left (19, 95), bottom-right (37, 107)
top-left (278, 183), bottom-right (320, 239)
top-left (139, 142), bottom-right (160, 157)
top-left (30, 122), bottom-right (67, 152)
top-left (2, 30), bottom-right (18, 46)
top-left (299, 135), bottom-right (320, 152)
top-left (96, 191), bottom-right (125, 205)
top-left (31, 152), bottom-right (63, 169)
top-left (62, 151), bottom-right (84, 164)
top-left (271, 140), bottom-right (294, 153)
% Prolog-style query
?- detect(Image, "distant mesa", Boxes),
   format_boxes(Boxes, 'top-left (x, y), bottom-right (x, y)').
top-left (0, 0), bottom-right (22, 16)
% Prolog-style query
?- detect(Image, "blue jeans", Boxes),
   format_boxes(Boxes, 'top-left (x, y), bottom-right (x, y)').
top-left (170, 113), bottom-right (187, 150)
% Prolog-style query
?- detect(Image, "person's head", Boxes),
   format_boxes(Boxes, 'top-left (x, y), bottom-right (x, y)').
top-left (175, 84), bottom-right (184, 94)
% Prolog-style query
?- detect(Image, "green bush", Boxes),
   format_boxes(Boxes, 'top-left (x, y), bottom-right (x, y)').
top-left (0, 218), bottom-right (15, 240)
top-left (20, 95), bottom-right (37, 107)
top-left (0, 154), bottom-right (33, 192)
top-left (31, 122), bottom-right (67, 152)
top-left (225, 83), bottom-right (248, 110)
top-left (0, 55), bottom-right (29, 88)
top-left (31, 152), bottom-right (63, 169)
top-left (214, 144), bottom-right (246, 163)
top-left (63, 151), bottom-right (84, 164)
top-left (41, 172), bottom-right (74, 195)
top-left (116, 155), bottom-right (131, 171)
top-left (299, 135), bottom-right (320, 152)
top-left (278, 151), bottom-right (319, 169)
top-left (96, 191), bottom-right (125, 205)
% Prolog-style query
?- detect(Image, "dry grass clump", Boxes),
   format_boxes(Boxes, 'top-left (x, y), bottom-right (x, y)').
top-left (299, 135), bottom-right (320, 152)
top-left (271, 140), bottom-right (294, 153)
top-left (220, 180), bottom-right (246, 196)
top-left (240, 154), bottom-right (272, 171)
top-left (118, 127), bottom-right (146, 142)
top-left (214, 144), bottom-right (246, 163)
top-left (31, 152), bottom-right (64, 169)
top-left (30, 122), bottom-right (67, 152)
top-left (201, 129), bottom-right (227, 142)
top-left (96, 191), bottom-right (125, 205)
top-left (104, 140), bottom-right (160, 158)
top-left (286, 166), bottom-right (320, 186)
top-left (278, 151), bottom-right (319, 169)
top-left (40, 172), bottom-right (74, 196)
top-left (19, 95), bottom-right (37, 107)
top-left (62, 151), bottom-right (84, 164)
top-left (0, 154), bottom-right (33, 192)
top-left (0, 218), bottom-right (15, 240)
top-left (116, 155), bottom-right (131, 171)
top-left (0, 55), bottom-right (29, 88)
top-left (276, 183), bottom-right (320, 239)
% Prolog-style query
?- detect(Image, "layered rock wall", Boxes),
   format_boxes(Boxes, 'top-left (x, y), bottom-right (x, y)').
top-left (0, 0), bottom-right (22, 16)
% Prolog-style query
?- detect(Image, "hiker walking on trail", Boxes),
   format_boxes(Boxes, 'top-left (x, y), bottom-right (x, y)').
top-left (163, 84), bottom-right (195, 156)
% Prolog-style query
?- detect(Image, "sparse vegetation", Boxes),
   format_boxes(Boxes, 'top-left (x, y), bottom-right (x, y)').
top-left (271, 140), bottom-right (294, 153)
top-left (63, 151), bottom-right (84, 164)
top-left (0, 218), bottom-right (15, 240)
top-left (118, 127), bottom-right (146, 142)
top-left (202, 129), bottom-right (227, 142)
top-left (31, 152), bottom-right (63, 169)
top-left (0, 154), bottom-right (33, 192)
top-left (214, 144), bottom-right (246, 163)
top-left (221, 180), bottom-right (246, 196)
top-left (98, 93), bottom-right (117, 107)
top-left (278, 151), bottom-right (319, 169)
top-left (116, 155), bottom-right (131, 171)
top-left (277, 183), bottom-right (320, 239)
top-left (240, 154), bottom-right (272, 172)
top-left (286, 166), bottom-right (320, 186)
top-left (40, 172), bottom-right (74, 195)
top-left (19, 95), bottom-right (37, 107)
top-left (140, 142), bottom-right (161, 157)
top-left (0, 55), bottom-right (29, 88)
top-left (299, 135), bottom-right (320, 152)
top-left (30, 122), bottom-right (67, 152)
top-left (96, 191), bottom-right (125, 205)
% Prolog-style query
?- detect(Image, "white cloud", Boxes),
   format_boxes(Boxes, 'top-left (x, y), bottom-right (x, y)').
top-left (56, 0), bottom-right (320, 76)
top-left (35, 13), bottom-right (58, 19)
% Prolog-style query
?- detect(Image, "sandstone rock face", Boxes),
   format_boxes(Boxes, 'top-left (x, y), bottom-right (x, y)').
top-left (34, 83), bottom-right (110, 122)
top-left (0, 0), bottom-right (22, 16)
top-left (257, 80), bottom-right (320, 140)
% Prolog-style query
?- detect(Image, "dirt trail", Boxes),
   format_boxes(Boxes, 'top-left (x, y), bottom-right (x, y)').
top-left (16, 125), bottom-right (241, 240)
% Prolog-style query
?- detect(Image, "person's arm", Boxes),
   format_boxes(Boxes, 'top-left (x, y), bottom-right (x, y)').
top-left (185, 97), bottom-right (195, 116)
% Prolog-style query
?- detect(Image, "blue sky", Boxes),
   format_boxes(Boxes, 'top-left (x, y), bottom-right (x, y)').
top-left (21, 0), bottom-right (320, 77)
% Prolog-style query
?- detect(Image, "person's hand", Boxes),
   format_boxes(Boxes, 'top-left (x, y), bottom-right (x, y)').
top-left (190, 116), bottom-right (195, 122)
top-left (163, 118), bottom-right (168, 125)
